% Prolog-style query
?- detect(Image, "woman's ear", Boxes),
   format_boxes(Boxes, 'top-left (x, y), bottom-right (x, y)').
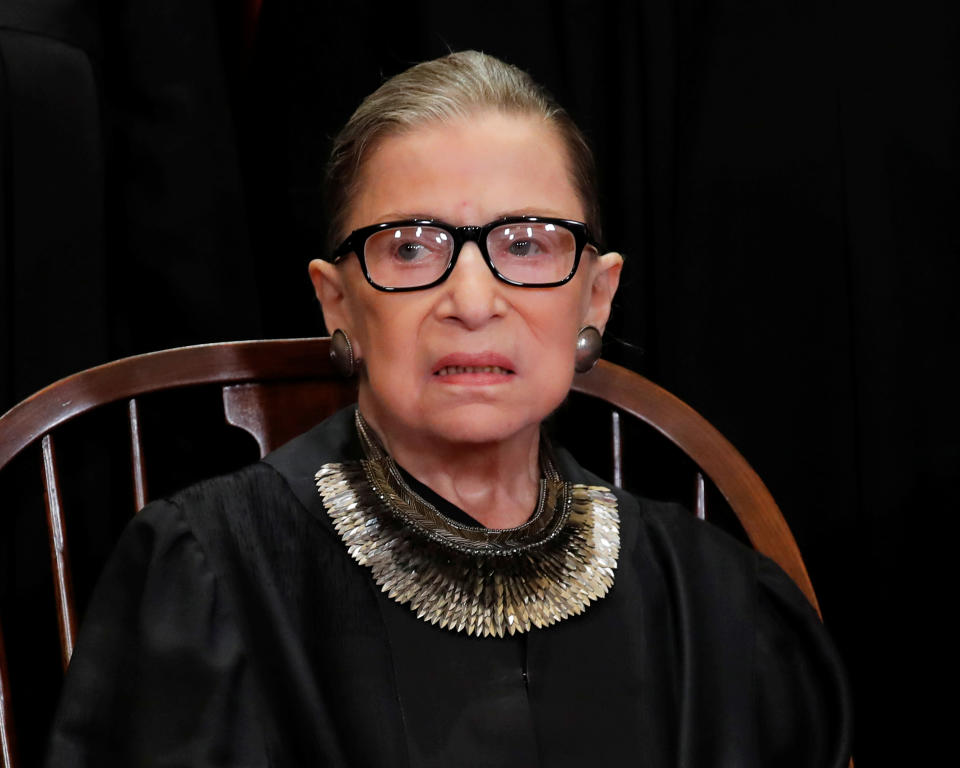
top-left (583, 252), bottom-right (623, 333)
top-left (308, 259), bottom-right (353, 343)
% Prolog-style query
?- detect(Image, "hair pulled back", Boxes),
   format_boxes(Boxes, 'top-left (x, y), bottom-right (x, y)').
top-left (324, 50), bottom-right (601, 254)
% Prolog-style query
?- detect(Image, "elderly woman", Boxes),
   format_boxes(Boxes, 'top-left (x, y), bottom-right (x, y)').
top-left (47, 52), bottom-right (851, 767)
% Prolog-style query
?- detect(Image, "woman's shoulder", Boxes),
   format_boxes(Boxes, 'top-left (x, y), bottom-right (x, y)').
top-left (134, 461), bottom-right (299, 539)
top-left (113, 410), bottom-right (372, 638)
top-left (554, 447), bottom-right (851, 760)
top-left (552, 442), bottom-right (831, 627)
top-left (119, 462), bottom-right (319, 605)
top-left (157, 459), bottom-right (292, 513)
top-left (119, 408), bottom-right (360, 590)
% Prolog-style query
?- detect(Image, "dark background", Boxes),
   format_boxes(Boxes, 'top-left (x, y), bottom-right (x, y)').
top-left (2, 0), bottom-right (957, 765)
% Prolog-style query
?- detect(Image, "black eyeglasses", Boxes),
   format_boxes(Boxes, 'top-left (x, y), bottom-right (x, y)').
top-left (328, 216), bottom-right (599, 292)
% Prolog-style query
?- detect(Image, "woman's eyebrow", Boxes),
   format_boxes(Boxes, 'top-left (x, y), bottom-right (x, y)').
top-left (493, 208), bottom-right (569, 219)
top-left (376, 211), bottom-right (435, 221)
top-left (375, 209), bottom-right (572, 223)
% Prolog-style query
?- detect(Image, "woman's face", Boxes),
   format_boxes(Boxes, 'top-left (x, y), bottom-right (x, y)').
top-left (310, 111), bottom-right (621, 448)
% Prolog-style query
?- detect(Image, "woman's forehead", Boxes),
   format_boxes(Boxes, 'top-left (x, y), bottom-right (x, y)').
top-left (346, 113), bottom-right (585, 229)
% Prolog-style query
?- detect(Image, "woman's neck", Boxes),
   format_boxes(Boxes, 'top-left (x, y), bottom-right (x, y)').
top-left (358, 407), bottom-right (542, 530)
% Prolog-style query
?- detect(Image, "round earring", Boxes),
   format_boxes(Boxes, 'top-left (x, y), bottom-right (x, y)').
top-left (575, 326), bottom-right (603, 373)
top-left (329, 329), bottom-right (358, 377)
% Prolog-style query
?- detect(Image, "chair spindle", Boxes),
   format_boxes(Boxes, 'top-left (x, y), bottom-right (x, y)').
top-left (610, 410), bottom-right (623, 488)
top-left (40, 435), bottom-right (77, 669)
top-left (694, 472), bottom-right (707, 520)
top-left (0, 622), bottom-right (18, 768)
top-left (128, 398), bottom-right (148, 512)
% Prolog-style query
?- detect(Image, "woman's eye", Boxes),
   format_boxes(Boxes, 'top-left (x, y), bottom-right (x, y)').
top-left (493, 225), bottom-right (565, 261)
top-left (504, 239), bottom-right (553, 260)
top-left (507, 240), bottom-right (538, 257)
top-left (395, 242), bottom-right (428, 261)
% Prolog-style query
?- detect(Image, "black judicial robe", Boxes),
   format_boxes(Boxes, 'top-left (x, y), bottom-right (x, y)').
top-left (46, 407), bottom-right (852, 767)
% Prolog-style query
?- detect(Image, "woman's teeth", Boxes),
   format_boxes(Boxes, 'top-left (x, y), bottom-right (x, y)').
top-left (436, 365), bottom-right (512, 376)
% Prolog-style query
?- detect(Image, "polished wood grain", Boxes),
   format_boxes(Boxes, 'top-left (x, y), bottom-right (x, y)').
top-left (0, 339), bottom-right (336, 471)
top-left (0, 625), bottom-right (16, 768)
top-left (40, 436), bottom-right (77, 669)
top-left (128, 398), bottom-right (148, 511)
top-left (694, 472), bottom-right (707, 521)
top-left (223, 380), bottom-right (357, 458)
top-left (609, 409), bottom-right (623, 488)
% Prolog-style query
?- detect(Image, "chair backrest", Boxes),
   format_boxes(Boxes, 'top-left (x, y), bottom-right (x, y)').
top-left (0, 337), bottom-right (819, 768)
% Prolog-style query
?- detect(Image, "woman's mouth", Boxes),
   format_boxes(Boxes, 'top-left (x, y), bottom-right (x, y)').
top-left (435, 365), bottom-right (513, 376)
top-left (431, 353), bottom-right (517, 382)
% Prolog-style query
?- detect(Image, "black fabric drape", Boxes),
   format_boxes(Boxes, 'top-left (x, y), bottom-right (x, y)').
top-left (0, 0), bottom-right (260, 408)
top-left (46, 405), bottom-right (851, 767)
top-left (2, 0), bottom-right (957, 765)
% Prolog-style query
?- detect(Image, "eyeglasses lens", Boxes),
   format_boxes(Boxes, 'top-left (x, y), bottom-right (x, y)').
top-left (364, 226), bottom-right (453, 288)
top-left (487, 222), bottom-right (577, 285)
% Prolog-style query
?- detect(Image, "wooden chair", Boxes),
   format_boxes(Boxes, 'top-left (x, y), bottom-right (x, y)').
top-left (0, 337), bottom-right (819, 768)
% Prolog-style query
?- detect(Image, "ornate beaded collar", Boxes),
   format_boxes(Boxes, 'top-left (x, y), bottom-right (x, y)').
top-left (314, 411), bottom-right (620, 638)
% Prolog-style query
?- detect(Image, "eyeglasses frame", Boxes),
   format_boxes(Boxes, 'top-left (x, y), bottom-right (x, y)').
top-left (328, 215), bottom-right (600, 292)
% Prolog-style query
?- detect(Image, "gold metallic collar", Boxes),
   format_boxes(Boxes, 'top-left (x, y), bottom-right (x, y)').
top-left (314, 411), bottom-right (620, 638)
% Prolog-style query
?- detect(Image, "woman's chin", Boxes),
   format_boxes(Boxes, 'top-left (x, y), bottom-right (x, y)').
top-left (361, 382), bottom-right (567, 448)
top-left (370, 405), bottom-right (540, 448)
top-left (420, 402), bottom-right (553, 446)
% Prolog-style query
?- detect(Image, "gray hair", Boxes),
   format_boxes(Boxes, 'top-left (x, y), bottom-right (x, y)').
top-left (324, 50), bottom-right (601, 254)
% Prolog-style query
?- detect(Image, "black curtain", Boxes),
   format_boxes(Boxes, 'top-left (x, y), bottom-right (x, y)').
top-left (2, 0), bottom-right (957, 764)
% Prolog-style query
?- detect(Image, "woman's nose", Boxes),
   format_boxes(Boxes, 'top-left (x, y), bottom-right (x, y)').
top-left (440, 242), bottom-right (505, 329)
